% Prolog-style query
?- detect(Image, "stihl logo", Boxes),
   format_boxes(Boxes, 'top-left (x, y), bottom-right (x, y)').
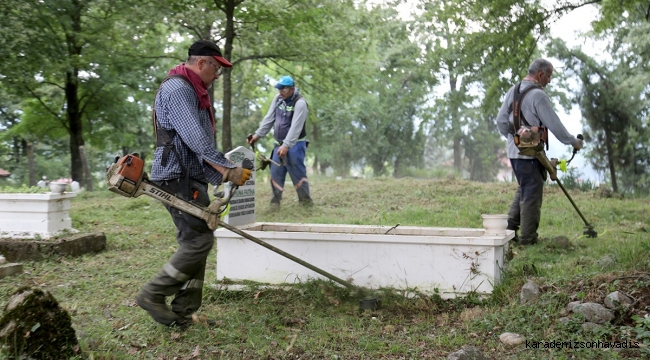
top-left (149, 187), bottom-right (172, 201)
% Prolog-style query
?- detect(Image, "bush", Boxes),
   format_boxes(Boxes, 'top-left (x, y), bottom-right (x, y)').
top-left (559, 168), bottom-right (596, 191)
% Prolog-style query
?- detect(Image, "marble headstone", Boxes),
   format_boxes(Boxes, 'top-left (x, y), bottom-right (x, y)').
top-left (223, 146), bottom-right (256, 226)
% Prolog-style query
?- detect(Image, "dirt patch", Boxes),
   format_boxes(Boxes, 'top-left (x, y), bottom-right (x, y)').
top-left (0, 232), bottom-right (106, 262)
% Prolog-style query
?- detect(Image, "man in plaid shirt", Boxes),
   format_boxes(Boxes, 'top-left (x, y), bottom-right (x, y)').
top-left (136, 40), bottom-right (251, 327)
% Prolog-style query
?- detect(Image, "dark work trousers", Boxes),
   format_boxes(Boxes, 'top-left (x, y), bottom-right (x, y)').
top-left (143, 178), bottom-right (214, 317)
top-left (507, 158), bottom-right (545, 244)
top-left (270, 141), bottom-right (312, 204)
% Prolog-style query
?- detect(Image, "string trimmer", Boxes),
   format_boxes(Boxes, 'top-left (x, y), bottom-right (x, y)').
top-left (106, 154), bottom-right (379, 309)
top-left (523, 135), bottom-right (597, 238)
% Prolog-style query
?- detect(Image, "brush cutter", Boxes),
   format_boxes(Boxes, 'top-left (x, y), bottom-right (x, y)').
top-left (106, 154), bottom-right (379, 309)
top-left (521, 135), bottom-right (597, 238)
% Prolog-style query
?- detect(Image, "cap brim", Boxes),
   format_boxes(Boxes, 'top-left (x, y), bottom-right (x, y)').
top-left (213, 55), bottom-right (233, 68)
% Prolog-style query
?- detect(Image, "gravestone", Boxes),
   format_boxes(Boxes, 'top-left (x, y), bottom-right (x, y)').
top-left (223, 146), bottom-right (256, 227)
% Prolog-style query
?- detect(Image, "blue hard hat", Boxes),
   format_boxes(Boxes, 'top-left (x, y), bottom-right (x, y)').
top-left (274, 76), bottom-right (295, 89)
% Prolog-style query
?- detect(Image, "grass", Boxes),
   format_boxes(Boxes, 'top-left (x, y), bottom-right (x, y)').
top-left (1, 173), bottom-right (650, 359)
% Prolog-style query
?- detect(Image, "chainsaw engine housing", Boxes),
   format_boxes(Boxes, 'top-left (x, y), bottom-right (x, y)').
top-left (106, 154), bottom-right (145, 198)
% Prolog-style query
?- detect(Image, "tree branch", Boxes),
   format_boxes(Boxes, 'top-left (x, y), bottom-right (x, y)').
top-left (551, 0), bottom-right (602, 16)
top-left (23, 85), bottom-right (67, 130)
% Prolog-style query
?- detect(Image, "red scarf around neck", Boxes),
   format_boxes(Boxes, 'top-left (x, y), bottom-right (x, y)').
top-left (168, 64), bottom-right (215, 132)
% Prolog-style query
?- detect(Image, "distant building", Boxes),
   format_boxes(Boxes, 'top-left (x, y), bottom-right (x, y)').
top-left (496, 153), bottom-right (514, 182)
top-left (0, 168), bottom-right (11, 178)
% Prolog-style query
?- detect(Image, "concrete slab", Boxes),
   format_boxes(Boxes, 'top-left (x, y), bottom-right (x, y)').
top-left (0, 262), bottom-right (23, 279)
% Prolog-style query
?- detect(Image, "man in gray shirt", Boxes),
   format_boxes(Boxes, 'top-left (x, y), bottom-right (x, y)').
top-left (247, 76), bottom-right (312, 207)
top-left (496, 58), bottom-right (584, 245)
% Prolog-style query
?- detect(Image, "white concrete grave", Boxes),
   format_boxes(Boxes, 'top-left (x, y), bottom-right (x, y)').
top-left (215, 220), bottom-right (513, 298)
top-left (222, 146), bottom-right (256, 226)
top-left (214, 146), bottom-right (513, 298)
top-left (0, 192), bottom-right (78, 239)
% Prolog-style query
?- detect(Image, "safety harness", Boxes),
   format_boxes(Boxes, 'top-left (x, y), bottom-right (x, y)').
top-left (152, 75), bottom-right (196, 198)
top-left (510, 82), bottom-right (549, 150)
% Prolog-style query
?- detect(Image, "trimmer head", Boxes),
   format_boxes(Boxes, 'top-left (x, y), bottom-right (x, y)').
top-left (359, 297), bottom-right (380, 311)
top-left (584, 227), bottom-right (598, 238)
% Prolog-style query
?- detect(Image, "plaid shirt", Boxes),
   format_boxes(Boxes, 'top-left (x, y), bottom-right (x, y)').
top-left (150, 77), bottom-right (234, 185)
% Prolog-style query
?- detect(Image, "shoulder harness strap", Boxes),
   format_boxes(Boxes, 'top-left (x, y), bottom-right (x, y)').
top-left (152, 75), bottom-right (195, 196)
top-left (511, 82), bottom-right (548, 150)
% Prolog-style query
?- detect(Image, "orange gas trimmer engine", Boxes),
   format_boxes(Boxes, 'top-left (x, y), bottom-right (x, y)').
top-left (106, 154), bottom-right (145, 198)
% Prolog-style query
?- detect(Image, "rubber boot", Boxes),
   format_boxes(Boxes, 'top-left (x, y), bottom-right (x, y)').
top-left (296, 183), bottom-right (313, 206)
top-left (270, 190), bottom-right (282, 208)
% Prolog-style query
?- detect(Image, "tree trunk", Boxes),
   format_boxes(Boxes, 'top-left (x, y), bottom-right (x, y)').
top-left (65, 6), bottom-right (85, 185)
top-left (67, 69), bottom-right (84, 184)
top-left (79, 145), bottom-right (93, 191)
top-left (220, 0), bottom-right (236, 153)
top-left (604, 129), bottom-right (618, 193)
top-left (453, 135), bottom-right (462, 172)
top-left (26, 142), bottom-right (36, 187)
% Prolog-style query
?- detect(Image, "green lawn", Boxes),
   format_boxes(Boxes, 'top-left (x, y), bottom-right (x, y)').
top-left (1, 174), bottom-right (649, 359)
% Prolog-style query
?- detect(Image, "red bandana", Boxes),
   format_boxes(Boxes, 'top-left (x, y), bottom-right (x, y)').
top-left (168, 64), bottom-right (215, 132)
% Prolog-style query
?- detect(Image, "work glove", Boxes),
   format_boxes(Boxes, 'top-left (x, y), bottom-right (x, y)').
top-left (222, 166), bottom-right (252, 186)
top-left (573, 134), bottom-right (584, 151)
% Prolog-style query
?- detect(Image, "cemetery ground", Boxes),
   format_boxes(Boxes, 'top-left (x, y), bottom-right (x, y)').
top-left (1, 174), bottom-right (650, 359)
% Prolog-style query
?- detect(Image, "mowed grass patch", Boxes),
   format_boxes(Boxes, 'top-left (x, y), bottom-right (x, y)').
top-left (1, 175), bottom-right (649, 359)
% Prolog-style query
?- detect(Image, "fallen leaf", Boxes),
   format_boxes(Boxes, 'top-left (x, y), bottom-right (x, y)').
top-left (192, 345), bottom-right (200, 358)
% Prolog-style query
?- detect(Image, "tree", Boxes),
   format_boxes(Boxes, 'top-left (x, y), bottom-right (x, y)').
top-left (413, 0), bottom-right (549, 179)
top-left (0, 0), bottom-right (168, 188)
top-left (165, 0), bottom-right (384, 153)
top-left (550, 40), bottom-right (648, 193)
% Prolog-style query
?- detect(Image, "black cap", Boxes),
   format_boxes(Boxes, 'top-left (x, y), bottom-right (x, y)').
top-left (188, 40), bottom-right (233, 68)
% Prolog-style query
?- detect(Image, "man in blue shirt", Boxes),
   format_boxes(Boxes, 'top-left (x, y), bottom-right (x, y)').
top-left (136, 40), bottom-right (251, 327)
top-left (247, 76), bottom-right (313, 207)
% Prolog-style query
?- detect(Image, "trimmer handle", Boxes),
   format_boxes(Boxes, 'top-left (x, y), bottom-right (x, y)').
top-left (241, 158), bottom-right (254, 170)
top-left (246, 133), bottom-right (258, 148)
top-left (572, 134), bottom-right (584, 155)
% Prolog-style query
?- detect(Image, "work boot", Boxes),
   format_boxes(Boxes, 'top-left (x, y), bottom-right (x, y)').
top-left (518, 236), bottom-right (539, 246)
top-left (135, 290), bottom-right (180, 326)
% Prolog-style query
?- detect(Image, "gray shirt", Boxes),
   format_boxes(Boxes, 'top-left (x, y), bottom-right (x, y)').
top-left (255, 92), bottom-right (308, 149)
top-left (496, 80), bottom-right (579, 159)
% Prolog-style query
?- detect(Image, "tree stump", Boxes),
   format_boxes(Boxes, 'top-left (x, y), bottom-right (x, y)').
top-left (0, 287), bottom-right (80, 359)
